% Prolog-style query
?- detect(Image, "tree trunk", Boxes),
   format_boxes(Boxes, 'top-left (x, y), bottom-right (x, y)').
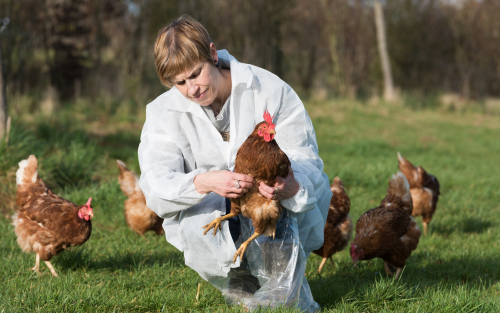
top-left (374, 1), bottom-right (396, 102)
top-left (0, 32), bottom-right (7, 139)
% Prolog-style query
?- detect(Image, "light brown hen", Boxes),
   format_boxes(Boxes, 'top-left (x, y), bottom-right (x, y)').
top-left (12, 155), bottom-right (93, 277)
top-left (117, 160), bottom-right (164, 236)
top-left (397, 152), bottom-right (440, 235)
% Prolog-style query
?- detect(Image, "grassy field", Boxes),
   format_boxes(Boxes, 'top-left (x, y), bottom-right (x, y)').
top-left (1, 97), bottom-right (499, 312)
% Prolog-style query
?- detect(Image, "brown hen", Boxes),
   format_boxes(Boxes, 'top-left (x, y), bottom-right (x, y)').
top-left (312, 177), bottom-right (352, 274)
top-left (12, 155), bottom-right (93, 277)
top-left (397, 152), bottom-right (440, 235)
top-left (350, 172), bottom-right (421, 279)
top-left (117, 160), bottom-right (164, 236)
top-left (203, 111), bottom-right (290, 263)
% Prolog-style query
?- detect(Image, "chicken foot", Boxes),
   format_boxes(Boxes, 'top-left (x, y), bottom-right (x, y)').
top-left (233, 232), bottom-right (261, 264)
top-left (202, 212), bottom-right (239, 236)
top-left (31, 253), bottom-right (41, 274)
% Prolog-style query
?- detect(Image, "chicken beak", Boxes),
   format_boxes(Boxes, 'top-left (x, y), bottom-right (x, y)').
top-left (269, 129), bottom-right (276, 135)
top-left (89, 211), bottom-right (94, 218)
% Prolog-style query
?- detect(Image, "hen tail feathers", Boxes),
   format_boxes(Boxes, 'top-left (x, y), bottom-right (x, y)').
top-left (382, 172), bottom-right (413, 215)
top-left (387, 172), bottom-right (412, 202)
top-left (16, 155), bottom-right (38, 186)
top-left (116, 160), bottom-right (141, 197)
top-left (397, 152), bottom-right (419, 183)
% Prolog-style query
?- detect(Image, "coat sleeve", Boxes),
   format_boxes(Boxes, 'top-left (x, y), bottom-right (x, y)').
top-left (138, 106), bottom-right (208, 218)
top-left (275, 85), bottom-right (330, 214)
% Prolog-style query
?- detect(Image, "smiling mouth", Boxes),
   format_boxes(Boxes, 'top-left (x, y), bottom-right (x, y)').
top-left (192, 89), bottom-right (208, 100)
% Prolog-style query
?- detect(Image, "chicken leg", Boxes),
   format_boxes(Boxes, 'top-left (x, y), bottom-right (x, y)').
top-left (31, 253), bottom-right (40, 274)
top-left (203, 212), bottom-right (239, 236)
top-left (384, 261), bottom-right (394, 276)
top-left (317, 257), bottom-right (328, 275)
top-left (423, 222), bottom-right (428, 236)
top-left (233, 232), bottom-right (261, 264)
top-left (44, 261), bottom-right (58, 277)
top-left (384, 261), bottom-right (403, 280)
top-left (394, 267), bottom-right (403, 280)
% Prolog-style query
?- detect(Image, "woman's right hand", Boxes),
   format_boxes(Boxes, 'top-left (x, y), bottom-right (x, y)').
top-left (194, 170), bottom-right (253, 198)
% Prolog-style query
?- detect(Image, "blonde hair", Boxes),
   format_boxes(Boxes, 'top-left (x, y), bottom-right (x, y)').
top-left (154, 15), bottom-right (213, 88)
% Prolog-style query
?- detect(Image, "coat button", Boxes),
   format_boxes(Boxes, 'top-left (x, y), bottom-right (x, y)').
top-left (217, 114), bottom-right (223, 121)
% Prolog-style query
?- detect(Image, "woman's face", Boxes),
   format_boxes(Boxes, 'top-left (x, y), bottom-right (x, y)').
top-left (171, 60), bottom-right (220, 107)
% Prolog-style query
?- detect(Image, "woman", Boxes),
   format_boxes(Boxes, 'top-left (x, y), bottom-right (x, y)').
top-left (138, 15), bottom-right (332, 312)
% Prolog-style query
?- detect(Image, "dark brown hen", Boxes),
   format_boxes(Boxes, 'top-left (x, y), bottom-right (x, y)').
top-left (12, 155), bottom-right (93, 277)
top-left (312, 177), bottom-right (352, 274)
top-left (203, 111), bottom-right (290, 263)
top-left (350, 172), bottom-right (421, 279)
top-left (117, 160), bottom-right (164, 236)
top-left (398, 152), bottom-right (440, 235)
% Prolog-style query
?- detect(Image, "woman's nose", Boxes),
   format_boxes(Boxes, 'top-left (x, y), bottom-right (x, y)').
top-left (186, 79), bottom-right (198, 94)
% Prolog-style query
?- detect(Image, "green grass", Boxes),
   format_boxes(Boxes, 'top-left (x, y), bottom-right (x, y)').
top-left (1, 98), bottom-right (499, 312)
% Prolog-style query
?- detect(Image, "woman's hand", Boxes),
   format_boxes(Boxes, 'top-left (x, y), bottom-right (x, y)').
top-left (194, 170), bottom-right (253, 198)
top-left (259, 167), bottom-right (299, 201)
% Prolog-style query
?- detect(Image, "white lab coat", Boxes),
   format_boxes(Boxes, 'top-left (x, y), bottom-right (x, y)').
top-left (138, 50), bottom-right (332, 283)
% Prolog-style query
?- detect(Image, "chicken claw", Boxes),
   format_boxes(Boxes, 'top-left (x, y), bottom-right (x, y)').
top-left (202, 217), bottom-right (223, 236)
top-left (202, 212), bottom-right (240, 236)
top-left (233, 242), bottom-right (249, 264)
top-left (232, 232), bottom-right (261, 264)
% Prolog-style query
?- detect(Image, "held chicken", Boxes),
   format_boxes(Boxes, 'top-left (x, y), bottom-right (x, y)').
top-left (203, 110), bottom-right (290, 263)
top-left (397, 152), bottom-right (440, 235)
top-left (117, 160), bottom-right (164, 236)
top-left (350, 172), bottom-right (421, 280)
top-left (12, 155), bottom-right (93, 277)
top-left (312, 177), bottom-right (352, 274)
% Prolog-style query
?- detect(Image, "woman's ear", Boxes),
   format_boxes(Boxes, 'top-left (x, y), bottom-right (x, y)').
top-left (210, 43), bottom-right (218, 62)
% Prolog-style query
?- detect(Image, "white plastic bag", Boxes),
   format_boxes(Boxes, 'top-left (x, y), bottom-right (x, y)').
top-left (211, 210), bottom-right (320, 312)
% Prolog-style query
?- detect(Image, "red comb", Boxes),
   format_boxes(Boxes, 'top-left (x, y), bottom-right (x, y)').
top-left (86, 198), bottom-right (92, 207)
top-left (263, 110), bottom-right (275, 127)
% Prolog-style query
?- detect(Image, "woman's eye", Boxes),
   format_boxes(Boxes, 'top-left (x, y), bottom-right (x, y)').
top-left (175, 81), bottom-right (186, 86)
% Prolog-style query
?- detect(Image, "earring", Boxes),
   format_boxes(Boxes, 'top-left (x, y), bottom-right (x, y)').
top-left (214, 59), bottom-right (220, 68)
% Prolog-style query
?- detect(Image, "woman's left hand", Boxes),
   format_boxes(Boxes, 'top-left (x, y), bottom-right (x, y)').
top-left (259, 167), bottom-right (300, 201)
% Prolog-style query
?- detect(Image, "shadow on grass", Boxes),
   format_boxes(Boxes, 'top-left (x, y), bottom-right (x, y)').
top-left (309, 255), bottom-right (500, 309)
top-left (432, 217), bottom-right (493, 236)
top-left (55, 248), bottom-right (185, 273)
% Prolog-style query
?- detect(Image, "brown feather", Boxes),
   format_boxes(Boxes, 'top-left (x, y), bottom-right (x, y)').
top-left (117, 160), bottom-right (164, 236)
top-left (12, 155), bottom-right (92, 262)
top-left (313, 177), bottom-right (352, 260)
top-left (351, 172), bottom-right (421, 269)
top-left (231, 121), bottom-right (291, 237)
top-left (397, 153), bottom-right (440, 227)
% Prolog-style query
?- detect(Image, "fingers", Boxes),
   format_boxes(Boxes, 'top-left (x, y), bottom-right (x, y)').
top-left (259, 181), bottom-right (278, 195)
top-left (225, 193), bottom-right (243, 199)
top-left (235, 181), bottom-right (252, 190)
top-left (259, 182), bottom-right (280, 200)
top-left (233, 173), bottom-right (254, 183)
